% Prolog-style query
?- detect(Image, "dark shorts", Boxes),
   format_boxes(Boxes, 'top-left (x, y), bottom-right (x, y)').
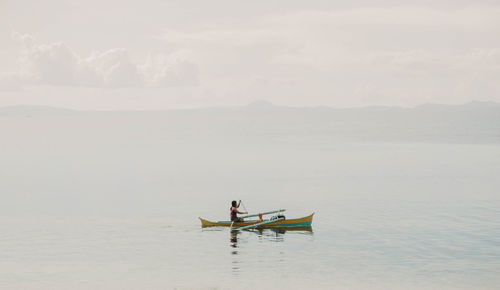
top-left (231, 217), bottom-right (243, 222)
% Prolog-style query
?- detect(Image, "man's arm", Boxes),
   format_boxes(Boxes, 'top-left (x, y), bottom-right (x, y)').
top-left (236, 209), bottom-right (248, 214)
top-left (237, 200), bottom-right (241, 208)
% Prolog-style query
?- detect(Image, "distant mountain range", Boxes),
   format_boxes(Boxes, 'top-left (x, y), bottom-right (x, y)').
top-left (0, 104), bottom-right (76, 116)
top-left (1, 100), bottom-right (499, 115)
top-left (1, 101), bottom-right (499, 143)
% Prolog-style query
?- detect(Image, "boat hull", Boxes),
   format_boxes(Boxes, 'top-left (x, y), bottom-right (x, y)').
top-left (199, 213), bottom-right (314, 228)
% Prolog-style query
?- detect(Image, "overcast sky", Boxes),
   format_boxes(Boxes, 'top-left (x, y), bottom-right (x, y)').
top-left (1, 0), bottom-right (499, 110)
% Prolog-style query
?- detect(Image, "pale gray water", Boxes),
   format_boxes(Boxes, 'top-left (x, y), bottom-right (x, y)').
top-left (1, 113), bottom-right (499, 289)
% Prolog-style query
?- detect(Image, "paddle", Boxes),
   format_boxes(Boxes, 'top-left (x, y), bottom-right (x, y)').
top-left (241, 201), bottom-right (248, 215)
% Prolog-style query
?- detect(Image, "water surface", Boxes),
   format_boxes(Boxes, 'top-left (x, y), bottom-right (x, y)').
top-left (1, 115), bottom-right (499, 289)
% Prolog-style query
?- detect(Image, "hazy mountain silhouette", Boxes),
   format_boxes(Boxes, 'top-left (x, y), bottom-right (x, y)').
top-left (1, 101), bottom-right (499, 143)
top-left (1, 100), bottom-right (498, 114)
top-left (0, 105), bottom-right (75, 116)
top-left (245, 100), bottom-right (282, 110)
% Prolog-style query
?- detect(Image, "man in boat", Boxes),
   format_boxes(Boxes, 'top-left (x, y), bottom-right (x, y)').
top-left (230, 200), bottom-right (263, 222)
top-left (230, 200), bottom-right (248, 222)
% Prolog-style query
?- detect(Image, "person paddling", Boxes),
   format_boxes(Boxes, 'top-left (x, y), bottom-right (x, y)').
top-left (230, 200), bottom-right (248, 222)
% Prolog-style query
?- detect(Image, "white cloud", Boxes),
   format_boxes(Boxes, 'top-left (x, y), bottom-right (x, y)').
top-left (1, 2), bottom-right (499, 108)
top-left (155, 6), bottom-right (500, 106)
top-left (0, 73), bottom-right (24, 92)
top-left (87, 49), bottom-right (143, 87)
top-left (0, 33), bottom-right (199, 90)
top-left (141, 54), bottom-right (199, 87)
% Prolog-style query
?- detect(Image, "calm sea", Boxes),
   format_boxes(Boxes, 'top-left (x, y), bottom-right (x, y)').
top-left (1, 115), bottom-right (499, 289)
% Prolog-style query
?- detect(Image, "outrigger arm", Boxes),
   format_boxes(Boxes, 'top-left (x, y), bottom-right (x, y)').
top-left (235, 217), bottom-right (285, 231)
top-left (239, 209), bottom-right (286, 219)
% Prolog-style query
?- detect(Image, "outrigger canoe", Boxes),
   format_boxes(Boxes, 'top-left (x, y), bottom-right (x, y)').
top-left (199, 210), bottom-right (314, 229)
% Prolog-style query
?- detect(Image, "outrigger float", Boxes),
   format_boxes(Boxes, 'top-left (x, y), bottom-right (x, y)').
top-left (199, 209), bottom-right (314, 231)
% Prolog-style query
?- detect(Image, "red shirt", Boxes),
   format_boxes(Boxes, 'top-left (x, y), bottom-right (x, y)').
top-left (230, 207), bottom-right (238, 221)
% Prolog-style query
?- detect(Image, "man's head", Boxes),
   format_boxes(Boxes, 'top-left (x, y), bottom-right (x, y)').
top-left (231, 200), bottom-right (237, 207)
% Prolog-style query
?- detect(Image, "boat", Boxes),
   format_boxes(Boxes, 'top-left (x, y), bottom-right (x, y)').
top-left (199, 209), bottom-right (314, 229)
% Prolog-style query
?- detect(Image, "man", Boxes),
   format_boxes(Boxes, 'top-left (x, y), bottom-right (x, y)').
top-left (230, 200), bottom-right (248, 222)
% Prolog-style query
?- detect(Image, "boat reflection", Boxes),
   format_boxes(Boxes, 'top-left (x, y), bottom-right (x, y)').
top-left (230, 227), bottom-right (313, 248)
top-left (230, 231), bottom-right (238, 248)
top-left (229, 227), bottom-right (312, 274)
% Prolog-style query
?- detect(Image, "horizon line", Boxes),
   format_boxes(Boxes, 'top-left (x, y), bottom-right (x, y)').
top-left (0, 100), bottom-right (499, 112)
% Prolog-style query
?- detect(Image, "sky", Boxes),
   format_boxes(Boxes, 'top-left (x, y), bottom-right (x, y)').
top-left (0, 0), bottom-right (499, 110)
